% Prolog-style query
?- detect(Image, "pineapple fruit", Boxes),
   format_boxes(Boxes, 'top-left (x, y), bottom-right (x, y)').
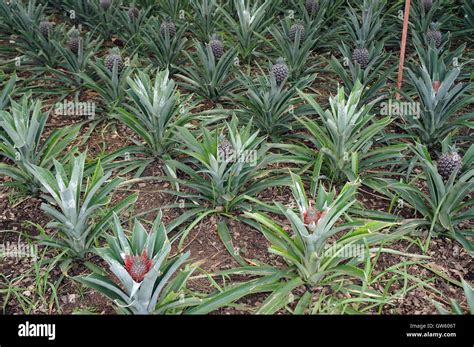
top-left (271, 58), bottom-right (289, 86)
top-left (39, 21), bottom-right (53, 37)
top-left (105, 47), bottom-right (124, 73)
top-left (422, 0), bottom-right (433, 12)
top-left (289, 23), bottom-right (305, 43)
top-left (305, 0), bottom-right (320, 15)
top-left (128, 6), bottom-right (139, 20)
top-left (209, 35), bottom-right (224, 60)
top-left (426, 22), bottom-right (442, 48)
top-left (100, 0), bottom-right (111, 11)
top-left (67, 29), bottom-right (81, 54)
top-left (352, 42), bottom-right (370, 68)
top-left (437, 150), bottom-right (463, 181)
top-left (124, 250), bottom-right (153, 283)
top-left (160, 20), bottom-right (176, 38)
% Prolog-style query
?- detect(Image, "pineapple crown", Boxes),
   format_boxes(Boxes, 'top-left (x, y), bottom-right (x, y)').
top-left (163, 17), bottom-right (174, 25)
top-left (108, 47), bottom-right (121, 56)
top-left (442, 144), bottom-right (459, 155)
top-left (210, 34), bottom-right (221, 42)
top-left (355, 39), bottom-right (367, 49)
top-left (429, 21), bottom-right (441, 31)
top-left (293, 21), bottom-right (305, 29)
top-left (275, 57), bottom-right (286, 65)
top-left (218, 133), bottom-right (227, 142)
top-left (70, 29), bottom-right (80, 38)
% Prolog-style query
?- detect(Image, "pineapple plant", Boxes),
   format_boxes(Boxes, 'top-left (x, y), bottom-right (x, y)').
top-left (0, 95), bottom-right (81, 194)
top-left (244, 173), bottom-right (414, 312)
top-left (271, 57), bottom-right (289, 86)
top-left (426, 22), bottom-right (442, 47)
top-left (283, 81), bottom-right (405, 181)
top-left (142, 17), bottom-right (188, 73)
top-left (160, 19), bottom-right (177, 38)
top-left (437, 149), bottom-right (463, 181)
top-left (305, 0), bottom-right (319, 15)
top-left (378, 144), bottom-right (474, 253)
top-left (104, 47), bottom-right (124, 73)
top-left (176, 42), bottom-right (238, 101)
top-left (67, 29), bottom-right (81, 54)
top-left (405, 66), bottom-right (472, 148)
top-left (76, 213), bottom-right (199, 314)
top-left (236, 72), bottom-right (314, 138)
top-left (288, 22), bottom-right (305, 43)
top-left (269, 18), bottom-right (319, 80)
top-left (209, 34), bottom-right (224, 60)
top-left (164, 116), bottom-right (283, 247)
top-left (114, 69), bottom-right (193, 159)
top-left (26, 152), bottom-right (138, 258)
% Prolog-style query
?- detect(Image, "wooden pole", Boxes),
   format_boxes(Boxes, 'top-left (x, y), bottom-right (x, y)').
top-left (396, 0), bottom-right (412, 100)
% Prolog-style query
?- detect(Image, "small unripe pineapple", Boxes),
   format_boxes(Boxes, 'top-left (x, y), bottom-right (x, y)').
top-left (288, 23), bottom-right (305, 43)
top-left (305, 0), bottom-right (320, 15)
top-left (105, 47), bottom-right (123, 73)
top-left (128, 6), bottom-right (139, 19)
top-left (426, 22), bottom-right (442, 48)
top-left (39, 21), bottom-right (53, 37)
top-left (271, 58), bottom-right (289, 86)
top-left (353, 47), bottom-right (370, 68)
top-left (422, 0), bottom-right (433, 11)
top-left (160, 20), bottom-right (176, 38)
top-left (100, 0), bottom-right (111, 10)
top-left (209, 35), bottom-right (224, 60)
top-left (437, 150), bottom-right (463, 181)
top-left (432, 80), bottom-right (441, 92)
top-left (67, 29), bottom-right (81, 54)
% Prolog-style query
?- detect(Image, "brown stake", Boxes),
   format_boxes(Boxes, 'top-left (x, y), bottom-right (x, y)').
top-left (396, 0), bottom-right (412, 100)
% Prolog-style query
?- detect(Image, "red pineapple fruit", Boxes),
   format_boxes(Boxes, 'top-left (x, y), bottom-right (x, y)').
top-left (303, 207), bottom-right (325, 226)
top-left (124, 251), bottom-right (153, 282)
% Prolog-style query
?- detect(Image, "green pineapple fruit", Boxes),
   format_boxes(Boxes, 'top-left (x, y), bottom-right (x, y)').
top-left (426, 22), bottom-right (442, 48)
top-left (105, 47), bottom-right (123, 73)
top-left (352, 41), bottom-right (369, 68)
top-left (209, 35), bottom-right (224, 60)
top-left (437, 149), bottom-right (463, 181)
top-left (288, 23), bottom-right (305, 43)
top-left (305, 0), bottom-right (320, 15)
top-left (422, 0), bottom-right (433, 11)
top-left (160, 20), bottom-right (176, 38)
top-left (271, 58), bottom-right (289, 86)
top-left (39, 21), bottom-right (53, 37)
top-left (128, 6), bottom-right (139, 19)
top-left (100, 0), bottom-right (111, 10)
top-left (67, 29), bottom-right (81, 54)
